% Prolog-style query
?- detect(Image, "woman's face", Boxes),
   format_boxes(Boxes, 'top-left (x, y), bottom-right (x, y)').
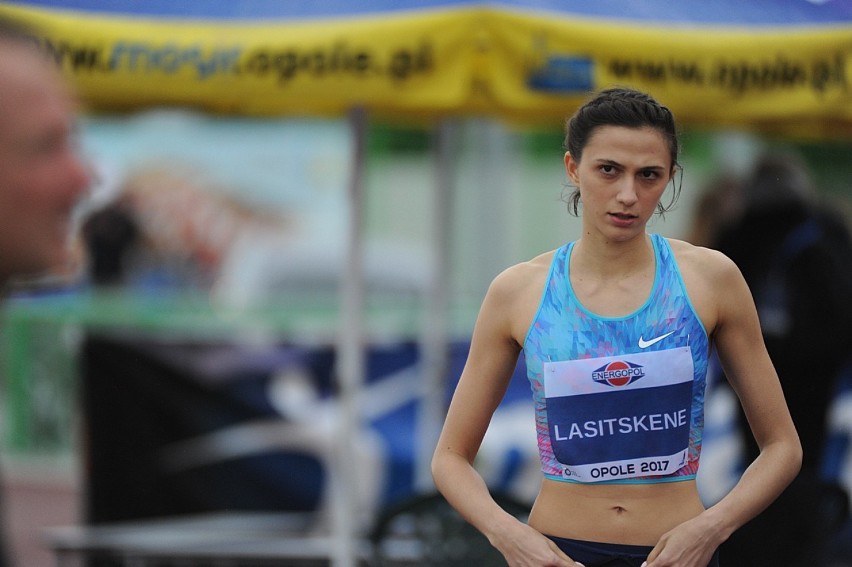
top-left (565, 125), bottom-right (673, 243)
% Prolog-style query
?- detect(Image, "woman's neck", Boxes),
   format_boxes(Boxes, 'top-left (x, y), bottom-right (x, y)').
top-left (572, 232), bottom-right (654, 280)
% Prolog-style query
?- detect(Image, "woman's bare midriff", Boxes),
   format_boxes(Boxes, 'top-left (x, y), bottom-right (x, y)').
top-left (528, 477), bottom-right (706, 545)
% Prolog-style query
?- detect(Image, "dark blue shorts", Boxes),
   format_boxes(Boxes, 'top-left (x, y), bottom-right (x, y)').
top-left (545, 534), bottom-right (720, 567)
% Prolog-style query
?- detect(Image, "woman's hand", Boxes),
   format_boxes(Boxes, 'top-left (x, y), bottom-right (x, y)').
top-left (642, 513), bottom-right (722, 567)
top-left (490, 519), bottom-right (585, 567)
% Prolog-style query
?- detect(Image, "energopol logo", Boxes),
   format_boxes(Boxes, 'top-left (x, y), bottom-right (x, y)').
top-left (592, 361), bottom-right (645, 387)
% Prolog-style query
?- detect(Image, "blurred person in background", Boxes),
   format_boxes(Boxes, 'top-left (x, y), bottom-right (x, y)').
top-left (714, 152), bottom-right (852, 566)
top-left (0, 16), bottom-right (91, 565)
top-left (0, 19), bottom-right (90, 290)
top-left (81, 201), bottom-right (140, 287)
top-left (684, 174), bottom-right (743, 249)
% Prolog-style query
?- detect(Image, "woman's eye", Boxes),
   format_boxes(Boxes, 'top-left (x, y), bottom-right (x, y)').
top-left (640, 170), bottom-right (659, 180)
top-left (600, 165), bottom-right (616, 174)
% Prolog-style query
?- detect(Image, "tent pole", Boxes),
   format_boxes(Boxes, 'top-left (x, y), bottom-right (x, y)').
top-left (331, 105), bottom-right (368, 567)
top-left (416, 118), bottom-right (457, 491)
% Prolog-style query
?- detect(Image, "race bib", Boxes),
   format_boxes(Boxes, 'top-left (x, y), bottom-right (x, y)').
top-left (543, 347), bottom-right (694, 482)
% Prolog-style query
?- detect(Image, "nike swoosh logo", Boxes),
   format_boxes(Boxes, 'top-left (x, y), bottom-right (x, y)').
top-left (638, 331), bottom-right (676, 349)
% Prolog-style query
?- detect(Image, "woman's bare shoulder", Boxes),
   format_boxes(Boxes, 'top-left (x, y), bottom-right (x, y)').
top-left (490, 249), bottom-right (556, 296)
top-left (484, 249), bottom-right (556, 316)
top-left (483, 250), bottom-right (557, 344)
top-left (667, 237), bottom-right (740, 281)
top-left (667, 238), bottom-right (750, 332)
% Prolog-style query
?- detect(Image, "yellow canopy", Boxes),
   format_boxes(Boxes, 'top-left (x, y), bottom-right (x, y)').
top-left (2, 2), bottom-right (850, 137)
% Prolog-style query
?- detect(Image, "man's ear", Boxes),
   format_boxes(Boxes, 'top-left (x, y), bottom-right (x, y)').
top-left (564, 152), bottom-right (579, 185)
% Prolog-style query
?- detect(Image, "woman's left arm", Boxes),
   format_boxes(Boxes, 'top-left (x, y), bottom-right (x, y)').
top-left (646, 248), bottom-right (802, 567)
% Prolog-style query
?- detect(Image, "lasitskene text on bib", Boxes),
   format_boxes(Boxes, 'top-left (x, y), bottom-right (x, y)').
top-left (543, 347), bottom-right (694, 482)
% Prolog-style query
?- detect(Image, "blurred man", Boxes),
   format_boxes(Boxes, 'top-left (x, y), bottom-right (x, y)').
top-left (0, 17), bottom-right (90, 566)
top-left (0, 18), bottom-right (90, 290)
top-left (715, 152), bottom-right (852, 566)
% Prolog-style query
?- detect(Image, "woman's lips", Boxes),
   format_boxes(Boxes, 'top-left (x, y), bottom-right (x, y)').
top-left (609, 212), bottom-right (637, 227)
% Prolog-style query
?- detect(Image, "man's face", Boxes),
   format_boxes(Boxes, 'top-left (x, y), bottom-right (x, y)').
top-left (0, 43), bottom-right (90, 285)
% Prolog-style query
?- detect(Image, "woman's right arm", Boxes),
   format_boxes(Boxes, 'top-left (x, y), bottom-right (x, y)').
top-left (431, 266), bottom-right (579, 567)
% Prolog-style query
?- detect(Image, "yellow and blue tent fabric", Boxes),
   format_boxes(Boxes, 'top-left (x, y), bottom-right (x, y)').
top-left (1, 0), bottom-right (851, 136)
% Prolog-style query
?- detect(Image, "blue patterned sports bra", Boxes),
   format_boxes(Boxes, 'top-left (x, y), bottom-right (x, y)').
top-left (523, 234), bottom-right (710, 484)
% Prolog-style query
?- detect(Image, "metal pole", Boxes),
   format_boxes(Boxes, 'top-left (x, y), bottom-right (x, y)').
top-left (331, 106), bottom-right (368, 567)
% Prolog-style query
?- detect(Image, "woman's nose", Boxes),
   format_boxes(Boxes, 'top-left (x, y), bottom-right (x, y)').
top-left (616, 178), bottom-right (639, 205)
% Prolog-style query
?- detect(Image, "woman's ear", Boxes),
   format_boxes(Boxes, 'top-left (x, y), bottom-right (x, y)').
top-left (670, 164), bottom-right (680, 183)
top-left (564, 152), bottom-right (580, 185)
